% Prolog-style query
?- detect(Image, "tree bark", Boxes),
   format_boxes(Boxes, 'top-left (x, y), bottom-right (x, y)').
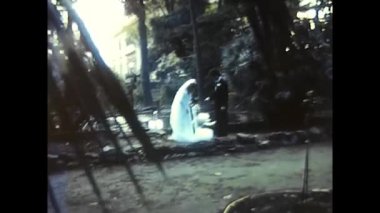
top-left (218, 0), bottom-right (223, 11)
top-left (137, 0), bottom-right (153, 106)
top-left (189, 0), bottom-right (204, 108)
top-left (170, 0), bottom-right (175, 11)
top-left (164, 0), bottom-right (174, 13)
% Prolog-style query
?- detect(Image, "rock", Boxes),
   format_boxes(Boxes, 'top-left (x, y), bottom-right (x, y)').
top-left (309, 127), bottom-right (321, 134)
top-left (258, 140), bottom-right (270, 147)
top-left (223, 194), bottom-right (232, 200)
top-left (269, 132), bottom-right (285, 140)
top-left (261, 205), bottom-right (273, 212)
top-left (237, 133), bottom-right (257, 144)
top-left (311, 188), bottom-right (331, 192)
top-left (289, 135), bottom-right (299, 145)
top-left (84, 152), bottom-right (99, 158)
top-left (275, 91), bottom-right (292, 100)
top-left (306, 90), bottom-right (315, 97)
top-left (296, 130), bottom-right (308, 141)
top-left (48, 154), bottom-right (59, 159)
top-left (88, 202), bottom-right (98, 206)
top-left (102, 145), bottom-right (115, 152)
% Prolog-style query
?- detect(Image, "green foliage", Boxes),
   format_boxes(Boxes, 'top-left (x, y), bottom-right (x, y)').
top-left (123, 0), bottom-right (142, 16)
top-left (204, 2), bottom-right (218, 15)
top-left (123, 0), bottom-right (332, 126)
top-left (154, 51), bottom-right (182, 73)
top-left (121, 20), bottom-right (139, 44)
top-left (159, 85), bottom-right (176, 105)
top-left (149, 51), bottom-right (195, 106)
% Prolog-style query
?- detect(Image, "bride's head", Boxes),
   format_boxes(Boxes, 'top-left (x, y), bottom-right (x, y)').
top-left (187, 83), bottom-right (198, 97)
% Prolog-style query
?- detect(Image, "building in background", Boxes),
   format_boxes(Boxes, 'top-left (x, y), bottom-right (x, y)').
top-left (112, 27), bottom-right (141, 80)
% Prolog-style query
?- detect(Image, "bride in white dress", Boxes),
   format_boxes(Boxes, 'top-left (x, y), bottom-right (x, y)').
top-left (169, 79), bottom-right (214, 143)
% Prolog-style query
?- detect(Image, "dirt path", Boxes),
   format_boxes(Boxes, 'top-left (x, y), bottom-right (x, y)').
top-left (48, 141), bottom-right (332, 213)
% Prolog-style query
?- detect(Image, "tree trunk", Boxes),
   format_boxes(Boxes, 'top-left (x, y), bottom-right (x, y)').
top-left (245, 6), bottom-right (269, 65)
top-left (164, 0), bottom-right (174, 13)
top-left (245, 0), bottom-right (293, 78)
top-left (189, 0), bottom-right (204, 108)
top-left (169, 0), bottom-right (175, 11)
top-left (314, 0), bottom-right (324, 25)
top-left (245, 3), bottom-right (276, 82)
top-left (164, 0), bottom-right (171, 13)
top-left (218, 0), bottom-right (223, 11)
top-left (67, 15), bottom-right (73, 34)
top-left (137, 0), bottom-right (153, 106)
top-left (48, 111), bottom-right (56, 132)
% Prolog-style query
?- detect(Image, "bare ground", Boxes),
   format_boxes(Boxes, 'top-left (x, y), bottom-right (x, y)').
top-left (48, 141), bottom-right (332, 213)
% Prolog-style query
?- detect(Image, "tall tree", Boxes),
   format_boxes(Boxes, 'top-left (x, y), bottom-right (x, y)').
top-left (226, 0), bottom-right (295, 77)
top-left (163, 0), bottom-right (175, 13)
top-left (189, 0), bottom-right (205, 106)
top-left (218, 0), bottom-right (223, 11)
top-left (124, 0), bottom-right (154, 106)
